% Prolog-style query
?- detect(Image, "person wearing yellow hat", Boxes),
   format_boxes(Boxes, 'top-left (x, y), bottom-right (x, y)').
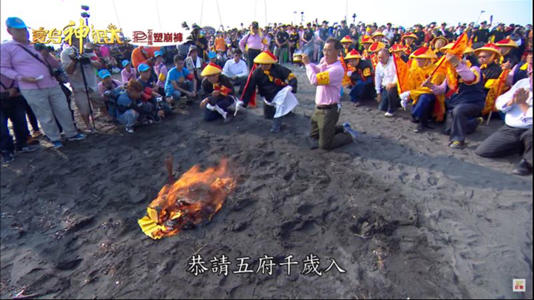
top-left (399, 47), bottom-right (445, 132)
top-left (199, 63), bottom-right (237, 122)
top-left (344, 49), bottom-right (374, 106)
top-left (422, 52), bottom-right (486, 149)
top-left (371, 31), bottom-right (386, 44)
top-left (241, 50), bottom-right (298, 133)
top-left (340, 35), bottom-right (354, 56)
top-left (495, 38), bottom-right (520, 67)
top-left (367, 42), bottom-right (385, 69)
top-left (474, 43), bottom-right (503, 94)
top-left (389, 43), bottom-right (409, 62)
top-left (401, 33), bottom-right (417, 56)
top-left (430, 36), bottom-right (448, 57)
top-left (360, 35), bottom-right (373, 60)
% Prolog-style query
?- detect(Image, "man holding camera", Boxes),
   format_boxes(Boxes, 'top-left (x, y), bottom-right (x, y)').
top-left (61, 39), bottom-right (103, 133)
top-left (1, 17), bottom-right (85, 149)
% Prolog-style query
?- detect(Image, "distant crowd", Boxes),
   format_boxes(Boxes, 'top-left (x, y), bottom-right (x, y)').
top-left (1, 17), bottom-right (532, 175)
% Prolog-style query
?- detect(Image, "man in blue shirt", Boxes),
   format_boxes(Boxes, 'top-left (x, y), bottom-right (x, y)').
top-left (165, 55), bottom-right (197, 105)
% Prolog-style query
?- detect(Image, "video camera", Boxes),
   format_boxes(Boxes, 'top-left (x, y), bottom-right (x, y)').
top-left (34, 43), bottom-right (55, 52)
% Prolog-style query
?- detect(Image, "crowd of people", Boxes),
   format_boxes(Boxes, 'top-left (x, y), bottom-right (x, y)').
top-left (1, 17), bottom-right (532, 175)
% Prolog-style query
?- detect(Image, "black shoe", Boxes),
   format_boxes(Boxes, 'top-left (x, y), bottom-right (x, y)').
top-left (449, 140), bottom-right (466, 149)
top-left (512, 159), bottom-right (532, 176)
top-left (306, 136), bottom-right (319, 150)
top-left (413, 122), bottom-right (424, 133)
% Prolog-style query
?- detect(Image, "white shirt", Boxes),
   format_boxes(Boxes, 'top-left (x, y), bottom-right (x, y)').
top-left (496, 78), bottom-right (532, 128)
top-left (222, 58), bottom-right (248, 78)
top-left (60, 46), bottom-right (98, 91)
top-left (374, 56), bottom-right (397, 94)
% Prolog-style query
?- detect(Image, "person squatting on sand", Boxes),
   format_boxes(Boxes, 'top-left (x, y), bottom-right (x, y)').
top-left (241, 50), bottom-right (299, 133)
top-left (302, 38), bottom-right (358, 150)
top-left (199, 62), bottom-right (238, 123)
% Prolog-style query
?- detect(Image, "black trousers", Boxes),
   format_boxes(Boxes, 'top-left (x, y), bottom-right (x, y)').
top-left (445, 103), bottom-right (483, 142)
top-left (247, 49), bottom-right (262, 70)
top-left (475, 125), bottom-right (532, 165)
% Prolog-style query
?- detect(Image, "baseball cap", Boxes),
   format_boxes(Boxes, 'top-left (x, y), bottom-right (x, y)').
top-left (5, 17), bottom-right (27, 29)
top-left (122, 59), bottom-right (130, 67)
top-left (137, 63), bottom-right (150, 72)
top-left (98, 69), bottom-right (111, 79)
top-left (154, 50), bottom-right (162, 57)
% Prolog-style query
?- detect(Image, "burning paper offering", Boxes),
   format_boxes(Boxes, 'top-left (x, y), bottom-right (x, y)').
top-left (138, 157), bottom-right (236, 239)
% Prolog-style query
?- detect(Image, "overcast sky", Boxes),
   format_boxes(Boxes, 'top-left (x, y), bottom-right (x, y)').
top-left (1, 0), bottom-right (532, 41)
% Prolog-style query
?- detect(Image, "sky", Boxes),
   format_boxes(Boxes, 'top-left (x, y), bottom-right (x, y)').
top-left (1, 0), bottom-right (532, 41)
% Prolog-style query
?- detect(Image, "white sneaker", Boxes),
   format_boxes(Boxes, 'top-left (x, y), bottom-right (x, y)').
top-left (125, 127), bottom-right (134, 134)
top-left (384, 112), bottom-right (394, 117)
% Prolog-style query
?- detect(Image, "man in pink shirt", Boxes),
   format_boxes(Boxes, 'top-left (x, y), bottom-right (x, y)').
top-left (239, 21), bottom-right (266, 69)
top-left (121, 60), bottom-right (136, 84)
top-left (302, 38), bottom-right (356, 150)
top-left (1, 17), bottom-right (85, 149)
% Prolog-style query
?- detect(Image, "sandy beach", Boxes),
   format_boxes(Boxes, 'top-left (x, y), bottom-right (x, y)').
top-left (1, 65), bottom-right (532, 299)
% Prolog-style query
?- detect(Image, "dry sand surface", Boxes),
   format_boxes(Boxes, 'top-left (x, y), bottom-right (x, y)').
top-left (1, 65), bottom-right (532, 299)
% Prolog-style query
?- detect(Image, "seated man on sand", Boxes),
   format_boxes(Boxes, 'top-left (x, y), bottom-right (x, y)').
top-left (165, 55), bottom-right (197, 106)
top-left (475, 67), bottom-right (532, 176)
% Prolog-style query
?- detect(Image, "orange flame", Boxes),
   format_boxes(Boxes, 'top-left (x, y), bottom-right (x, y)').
top-left (138, 159), bottom-right (236, 239)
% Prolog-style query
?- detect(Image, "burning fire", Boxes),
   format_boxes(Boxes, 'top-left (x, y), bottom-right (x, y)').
top-left (138, 157), bottom-right (236, 239)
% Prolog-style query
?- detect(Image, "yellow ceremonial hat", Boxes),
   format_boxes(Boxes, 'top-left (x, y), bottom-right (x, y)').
top-left (495, 38), bottom-right (518, 48)
top-left (431, 35), bottom-right (448, 46)
top-left (200, 62), bottom-right (223, 76)
top-left (440, 42), bottom-right (454, 52)
top-left (474, 43), bottom-right (502, 58)
top-left (463, 46), bottom-right (474, 55)
top-left (361, 35), bottom-right (373, 44)
top-left (254, 50), bottom-right (278, 64)
top-left (410, 46), bottom-right (437, 59)
top-left (345, 49), bottom-right (362, 60)
top-left (401, 32), bottom-right (417, 41)
top-left (368, 42), bottom-right (385, 53)
top-left (372, 31), bottom-right (385, 38)
top-left (340, 35), bottom-right (353, 43)
top-left (389, 43), bottom-right (406, 53)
